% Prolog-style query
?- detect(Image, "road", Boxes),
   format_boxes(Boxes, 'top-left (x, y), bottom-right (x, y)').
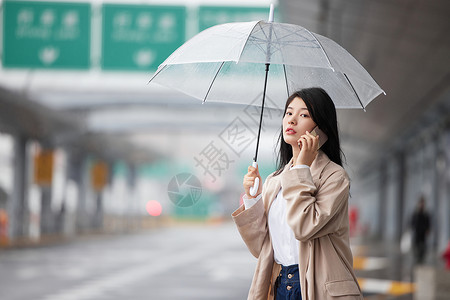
top-left (0, 221), bottom-right (416, 300)
top-left (0, 222), bottom-right (255, 300)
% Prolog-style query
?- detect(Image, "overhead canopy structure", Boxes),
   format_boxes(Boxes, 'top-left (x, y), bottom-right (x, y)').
top-left (279, 0), bottom-right (450, 170)
top-left (0, 86), bottom-right (160, 164)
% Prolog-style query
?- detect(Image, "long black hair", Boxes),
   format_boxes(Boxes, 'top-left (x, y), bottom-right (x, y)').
top-left (273, 87), bottom-right (344, 176)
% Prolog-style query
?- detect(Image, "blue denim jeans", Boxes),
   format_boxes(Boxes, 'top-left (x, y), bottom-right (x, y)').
top-left (275, 264), bottom-right (302, 300)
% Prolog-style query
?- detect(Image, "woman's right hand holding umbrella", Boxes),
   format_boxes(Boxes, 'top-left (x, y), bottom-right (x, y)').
top-left (243, 164), bottom-right (262, 198)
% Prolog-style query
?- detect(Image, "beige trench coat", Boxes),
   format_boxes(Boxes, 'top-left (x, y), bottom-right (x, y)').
top-left (232, 151), bottom-right (363, 300)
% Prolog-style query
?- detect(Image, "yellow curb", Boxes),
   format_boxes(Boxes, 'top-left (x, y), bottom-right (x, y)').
top-left (388, 281), bottom-right (416, 296)
top-left (357, 277), bottom-right (415, 296)
top-left (353, 256), bottom-right (366, 269)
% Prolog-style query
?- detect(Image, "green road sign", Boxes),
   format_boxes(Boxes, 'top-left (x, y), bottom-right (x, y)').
top-left (198, 6), bottom-right (272, 31)
top-left (3, 1), bottom-right (91, 69)
top-left (102, 4), bottom-right (186, 71)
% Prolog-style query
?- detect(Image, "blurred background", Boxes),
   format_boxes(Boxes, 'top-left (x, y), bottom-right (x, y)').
top-left (0, 0), bottom-right (449, 299)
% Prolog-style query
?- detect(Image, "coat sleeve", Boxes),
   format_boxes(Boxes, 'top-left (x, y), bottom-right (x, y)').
top-left (231, 176), bottom-right (273, 258)
top-left (281, 166), bottom-right (350, 242)
top-left (232, 200), bottom-right (267, 258)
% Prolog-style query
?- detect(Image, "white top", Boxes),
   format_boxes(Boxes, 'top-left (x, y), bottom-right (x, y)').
top-left (243, 164), bottom-right (309, 266)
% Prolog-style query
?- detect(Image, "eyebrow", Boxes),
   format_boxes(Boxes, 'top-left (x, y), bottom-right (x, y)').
top-left (287, 106), bottom-right (308, 110)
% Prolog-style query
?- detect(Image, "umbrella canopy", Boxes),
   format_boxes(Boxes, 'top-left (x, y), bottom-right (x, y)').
top-left (149, 20), bottom-right (385, 110)
top-left (149, 11), bottom-right (385, 196)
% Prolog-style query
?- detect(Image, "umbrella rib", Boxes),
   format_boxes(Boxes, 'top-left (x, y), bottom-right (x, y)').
top-left (283, 64), bottom-right (290, 98)
top-left (236, 21), bottom-right (280, 62)
top-left (285, 28), bottom-right (321, 48)
top-left (248, 37), bottom-right (270, 56)
top-left (256, 22), bottom-right (270, 42)
top-left (248, 28), bottom-right (320, 59)
top-left (310, 32), bottom-right (335, 71)
top-left (236, 21), bottom-right (261, 63)
top-left (274, 26), bottom-right (291, 97)
top-left (263, 26), bottom-right (320, 49)
top-left (270, 27), bottom-right (283, 59)
top-left (203, 62), bottom-right (225, 103)
top-left (343, 73), bottom-right (366, 111)
top-left (148, 65), bottom-right (166, 84)
top-left (254, 22), bottom-right (271, 59)
top-left (273, 27), bottom-right (312, 46)
top-left (247, 25), bottom-right (323, 60)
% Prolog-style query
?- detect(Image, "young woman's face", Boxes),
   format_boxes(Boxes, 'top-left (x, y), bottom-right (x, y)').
top-left (282, 97), bottom-right (317, 146)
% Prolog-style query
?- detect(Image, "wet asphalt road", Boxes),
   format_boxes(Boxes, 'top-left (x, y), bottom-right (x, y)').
top-left (0, 222), bottom-right (255, 300)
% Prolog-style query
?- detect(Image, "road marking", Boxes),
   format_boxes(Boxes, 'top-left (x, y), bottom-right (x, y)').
top-left (39, 245), bottom-right (220, 300)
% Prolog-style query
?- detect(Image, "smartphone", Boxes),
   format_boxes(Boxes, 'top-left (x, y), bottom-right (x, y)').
top-left (310, 126), bottom-right (328, 148)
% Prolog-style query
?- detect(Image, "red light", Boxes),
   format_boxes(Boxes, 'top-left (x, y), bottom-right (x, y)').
top-left (146, 200), bottom-right (162, 217)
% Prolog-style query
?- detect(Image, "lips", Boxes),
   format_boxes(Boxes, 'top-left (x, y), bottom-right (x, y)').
top-left (285, 128), bottom-right (296, 134)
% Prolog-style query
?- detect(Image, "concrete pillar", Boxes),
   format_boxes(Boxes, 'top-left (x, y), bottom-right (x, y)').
top-left (40, 186), bottom-right (53, 234)
top-left (445, 129), bottom-right (450, 250)
top-left (395, 151), bottom-right (406, 243)
top-left (75, 156), bottom-right (89, 232)
top-left (91, 160), bottom-right (112, 229)
top-left (436, 128), bottom-right (450, 254)
top-left (92, 162), bottom-right (105, 229)
top-left (63, 151), bottom-right (83, 237)
top-left (378, 162), bottom-right (387, 239)
top-left (92, 192), bottom-right (103, 228)
top-left (128, 164), bottom-right (138, 230)
top-left (10, 135), bottom-right (29, 239)
top-left (430, 134), bottom-right (441, 258)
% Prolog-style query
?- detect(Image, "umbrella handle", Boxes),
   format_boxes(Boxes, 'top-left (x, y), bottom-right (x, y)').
top-left (249, 161), bottom-right (259, 197)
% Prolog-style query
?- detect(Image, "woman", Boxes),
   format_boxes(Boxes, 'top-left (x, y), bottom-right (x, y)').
top-left (232, 88), bottom-right (363, 300)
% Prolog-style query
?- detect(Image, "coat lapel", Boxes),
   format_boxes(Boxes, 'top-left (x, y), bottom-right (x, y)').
top-left (263, 158), bottom-right (292, 212)
top-left (309, 150), bottom-right (330, 187)
top-left (263, 151), bottom-right (330, 212)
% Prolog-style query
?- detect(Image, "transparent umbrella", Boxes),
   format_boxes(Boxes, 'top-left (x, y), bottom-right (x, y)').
top-left (149, 5), bottom-right (385, 195)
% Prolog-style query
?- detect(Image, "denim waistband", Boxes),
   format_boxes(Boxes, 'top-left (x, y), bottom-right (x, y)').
top-left (278, 264), bottom-right (300, 285)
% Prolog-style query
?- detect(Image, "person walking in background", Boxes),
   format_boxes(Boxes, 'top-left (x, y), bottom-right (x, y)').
top-left (232, 88), bottom-right (362, 300)
top-left (411, 196), bottom-right (431, 265)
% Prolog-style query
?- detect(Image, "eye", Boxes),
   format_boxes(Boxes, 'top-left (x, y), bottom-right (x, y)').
top-left (300, 114), bottom-right (309, 118)
top-left (285, 112), bottom-right (292, 116)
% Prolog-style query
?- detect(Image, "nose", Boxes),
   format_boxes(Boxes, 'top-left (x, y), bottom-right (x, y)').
top-left (288, 116), bottom-right (296, 125)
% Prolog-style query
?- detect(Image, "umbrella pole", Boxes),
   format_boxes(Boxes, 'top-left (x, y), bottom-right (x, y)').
top-left (249, 63), bottom-right (270, 196)
top-left (253, 63), bottom-right (270, 163)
